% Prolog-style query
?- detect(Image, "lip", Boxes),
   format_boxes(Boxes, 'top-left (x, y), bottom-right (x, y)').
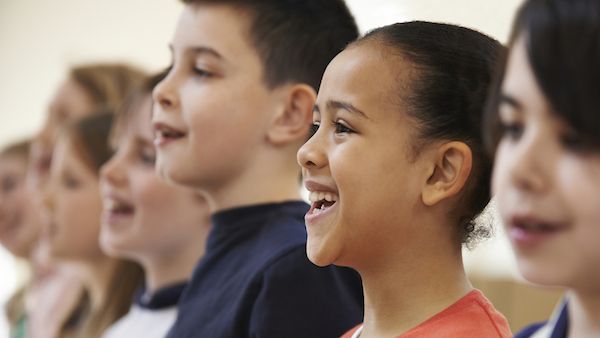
top-left (152, 121), bottom-right (187, 147)
top-left (303, 179), bottom-right (339, 226)
top-left (304, 179), bottom-right (338, 194)
top-left (506, 214), bottom-right (569, 249)
top-left (101, 191), bottom-right (135, 227)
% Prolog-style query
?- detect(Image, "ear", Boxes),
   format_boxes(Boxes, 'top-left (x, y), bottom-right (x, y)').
top-left (266, 84), bottom-right (316, 146)
top-left (422, 141), bottom-right (472, 207)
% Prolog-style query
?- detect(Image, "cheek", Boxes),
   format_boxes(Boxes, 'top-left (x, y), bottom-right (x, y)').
top-left (134, 177), bottom-right (170, 223)
top-left (57, 191), bottom-right (101, 237)
top-left (558, 158), bottom-right (600, 254)
top-left (491, 144), bottom-right (510, 196)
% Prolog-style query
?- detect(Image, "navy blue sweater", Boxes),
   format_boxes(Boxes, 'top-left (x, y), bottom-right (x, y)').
top-left (166, 201), bottom-right (363, 338)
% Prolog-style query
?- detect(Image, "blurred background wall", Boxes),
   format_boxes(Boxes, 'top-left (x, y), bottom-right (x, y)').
top-left (2, 0), bottom-right (563, 335)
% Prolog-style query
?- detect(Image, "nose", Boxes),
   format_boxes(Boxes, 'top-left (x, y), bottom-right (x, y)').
top-left (297, 128), bottom-right (328, 171)
top-left (41, 181), bottom-right (54, 219)
top-left (505, 128), bottom-right (552, 194)
top-left (152, 69), bottom-right (180, 113)
top-left (100, 152), bottom-right (126, 187)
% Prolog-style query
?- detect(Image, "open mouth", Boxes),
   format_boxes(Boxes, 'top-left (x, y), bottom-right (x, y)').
top-left (307, 191), bottom-right (338, 215)
top-left (508, 216), bottom-right (568, 246)
top-left (153, 122), bottom-right (186, 146)
top-left (512, 219), bottom-right (564, 234)
top-left (105, 199), bottom-right (135, 217)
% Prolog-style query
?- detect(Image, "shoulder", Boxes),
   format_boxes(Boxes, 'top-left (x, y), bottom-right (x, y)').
top-left (250, 247), bottom-right (363, 337)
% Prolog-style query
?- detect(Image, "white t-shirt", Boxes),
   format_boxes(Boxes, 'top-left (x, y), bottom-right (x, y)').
top-left (102, 304), bottom-right (177, 338)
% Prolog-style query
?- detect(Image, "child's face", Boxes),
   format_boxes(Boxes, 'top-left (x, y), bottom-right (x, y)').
top-left (493, 37), bottom-right (600, 289)
top-left (0, 155), bottom-right (39, 257)
top-left (30, 79), bottom-right (96, 190)
top-left (99, 96), bottom-right (210, 261)
top-left (153, 5), bottom-right (280, 190)
top-left (44, 138), bottom-right (104, 261)
top-left (297, 45), bottom-right (431, 268)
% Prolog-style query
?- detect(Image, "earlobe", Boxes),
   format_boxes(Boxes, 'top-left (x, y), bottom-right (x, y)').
top-left (267, 84), bottom-right (316, 146)
top-left (422, 141), bottom-right (472, 206)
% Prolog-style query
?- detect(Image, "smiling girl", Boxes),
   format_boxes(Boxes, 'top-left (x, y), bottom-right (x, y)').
top-left (44, 113), bottom-right (143, 338)
top-left (298, 22), bottom-right (511, 337)
top-left (486, 0), bottom-right (600, 337)
top-left (99, 73), bottom-right (211, 338)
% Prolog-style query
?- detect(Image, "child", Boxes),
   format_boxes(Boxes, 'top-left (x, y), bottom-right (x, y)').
top-left (30, 63), bottom-right (146, 191)
top-left (25, 63), bottom-right (146, 338)
top-left (0, 140), bottom-right (37, 338)
top-left (99, 74), bottom-right (211, 338)
top-left (485, 0), bottom-right (600, 337)
top-left (298, 22), bottom-right (511, 337)
top-left (43, 113), bottom-right (143, 338)
top-left (152, 0), bottom-right (363, 337)
top-left (0, 140), bottom-right (37, 259)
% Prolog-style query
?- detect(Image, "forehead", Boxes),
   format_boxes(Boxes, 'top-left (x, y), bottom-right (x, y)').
top-left (173, 4), bottom-right (257, 59)
top-left (0, 154), bottom-right (28, 173)
top-left (318, 43), bottom-right (412, 115)
top-left (502, 37), bottom-right (552, 117)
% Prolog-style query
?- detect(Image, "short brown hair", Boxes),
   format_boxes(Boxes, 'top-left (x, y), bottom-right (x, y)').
top-left (181, 0), bottom-right (359, 90)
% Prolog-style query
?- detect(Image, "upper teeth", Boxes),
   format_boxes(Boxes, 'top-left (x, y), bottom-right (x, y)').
top-left (104, 199), bottom-right (127, 211)
top-left (308, 191), bottom-right (338, 203)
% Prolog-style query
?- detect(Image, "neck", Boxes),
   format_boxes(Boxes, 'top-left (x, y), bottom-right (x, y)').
top-left (205, 152), bottom-right (302, 212)
top-left (141, 241), bottom-right (205, 294)
top-left (359, 238), bottom-right (471, 338)
top-left (569, 288), bottom-right (600, 338)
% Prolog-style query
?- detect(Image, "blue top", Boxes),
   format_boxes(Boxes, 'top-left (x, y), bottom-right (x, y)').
top-left (166, 201), bottom-right (363, 338)
top-left (135, 282), bottom-right (187, 310)
top-left (516, 301), bottom-right (568, 338)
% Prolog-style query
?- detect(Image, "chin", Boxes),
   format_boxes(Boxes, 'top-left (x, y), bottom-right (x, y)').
top-left (517, 260), bottom-right (568, 287)
top-left (306, 242), bottom-right (337, 267)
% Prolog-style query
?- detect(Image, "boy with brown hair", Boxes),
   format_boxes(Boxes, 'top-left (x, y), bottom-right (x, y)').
top-left (152, 0), bottom-right (362, 337)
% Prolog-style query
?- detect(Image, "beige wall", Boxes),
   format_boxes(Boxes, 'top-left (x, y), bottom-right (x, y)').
top-left (0, 0), bottom-right (523, 148)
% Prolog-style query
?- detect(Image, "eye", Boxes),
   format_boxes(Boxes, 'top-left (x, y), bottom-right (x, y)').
top-left (1, 176), bottom-right (17, 193)
top-left (334, 120), bottom-right (355, 134)
top-left (499, 122), bottom-right (524, 141)
top-left (62, 175), bottom-right (80, 189)
top-left (309, 121), bottom-right (320, 138)
top-left (140, 147), bottom-right (156, 166)
top-left (559, 131), bottom-right (593, 154)
top-left (193, 65), bottom-right (215, 78)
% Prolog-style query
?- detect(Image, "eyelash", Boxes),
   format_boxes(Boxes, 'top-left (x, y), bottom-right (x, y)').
top-left (499, 121), bottom-right (524, 141)
top-left (334, 120), bottom-right (354, 134)
top-left (193, 67), bottom-right (214, 78)
top-left (500, 120), bottom-right (592, 154)
top-left (559, 131), bottom-right (590, 153)
top-left (140, 150), bottom-right (156, 166)
top-left (309, 119), bottom-right (355, 136)
top-left (62, 176), bottom-right (80, 189)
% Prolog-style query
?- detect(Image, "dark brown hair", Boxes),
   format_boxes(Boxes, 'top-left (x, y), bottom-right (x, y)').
top-left (180, 0), bottom-right (359, 90)
top-left (485, 0), bottom-right (600, 154)
top-left (359, 22), bottom-right (504, 247)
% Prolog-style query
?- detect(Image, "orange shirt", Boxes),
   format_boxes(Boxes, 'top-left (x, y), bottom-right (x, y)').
top-left (342, 290), bottom-right (512, 338)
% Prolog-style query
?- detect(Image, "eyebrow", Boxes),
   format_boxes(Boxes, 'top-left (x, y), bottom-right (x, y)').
top-left (499, 93), bottom-right (522, 110)
top-left (315, 100), bottom-right (369, 119)
top-left (169, 44), bottom-right (224, 60)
